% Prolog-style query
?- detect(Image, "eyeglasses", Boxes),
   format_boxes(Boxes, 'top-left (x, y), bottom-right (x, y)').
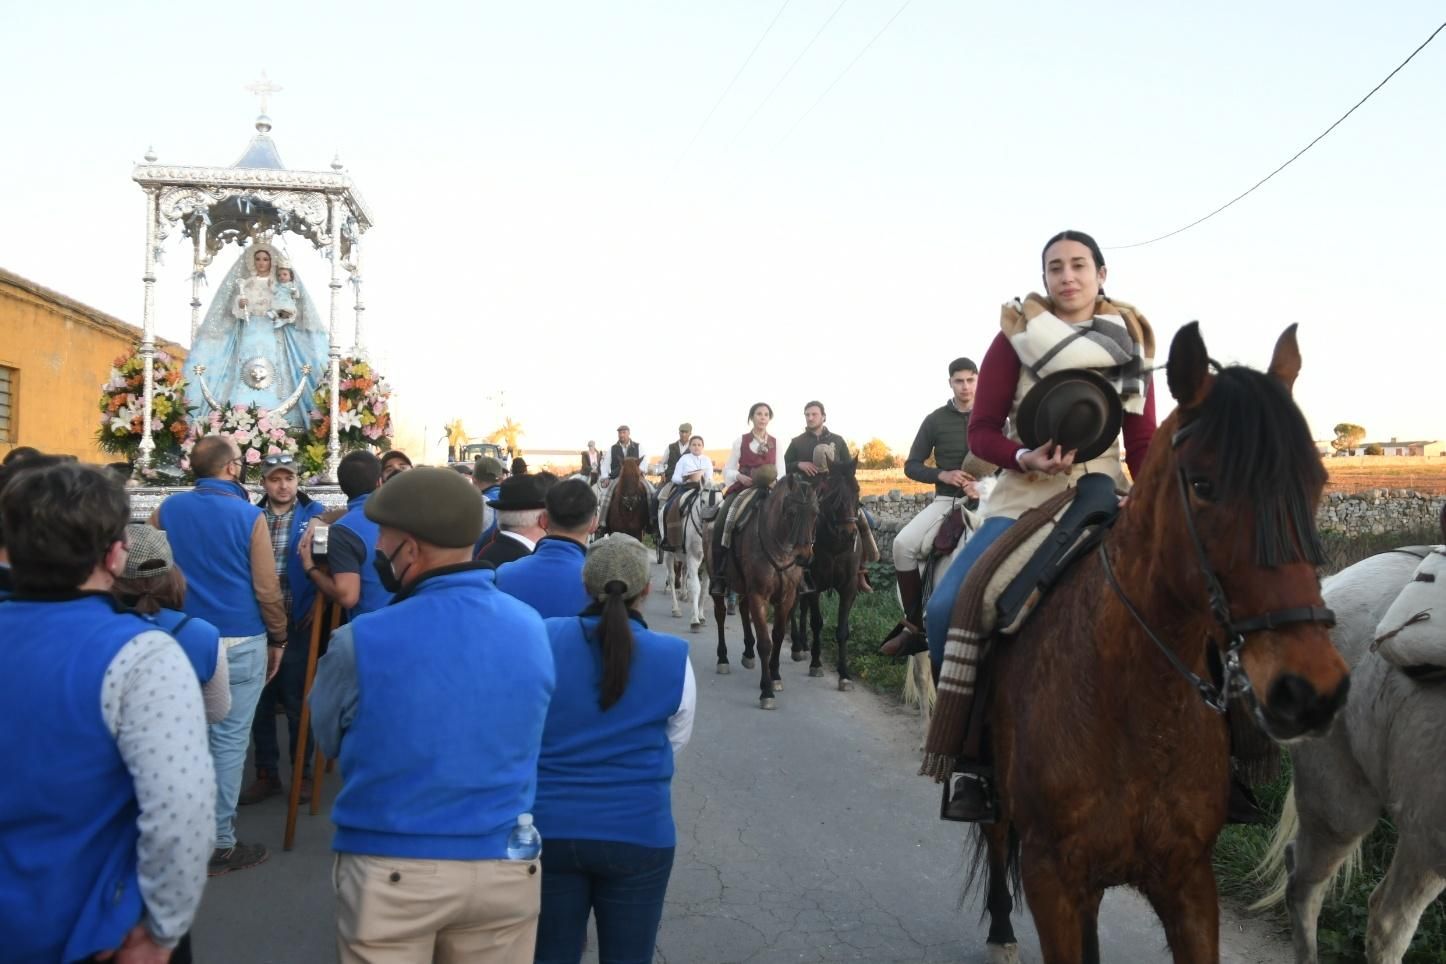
top-left (262, 453), bottom-right (296, 467)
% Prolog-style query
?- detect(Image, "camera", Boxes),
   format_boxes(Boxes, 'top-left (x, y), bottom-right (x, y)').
top-left (311, 523), bottom-right (330, 559)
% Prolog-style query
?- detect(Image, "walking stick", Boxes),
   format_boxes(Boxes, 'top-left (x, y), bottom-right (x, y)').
top-left (284, 596), bottom-right (336, 850)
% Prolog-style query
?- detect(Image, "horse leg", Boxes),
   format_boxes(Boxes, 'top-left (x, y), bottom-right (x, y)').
top-left (769, 592), bottom-right (789, 690)
top-left (790, 595), bottom-right (809, 662)
top-left (1018, 855), bottom-right (1086, 964)
top-left (749, 594), bottom-right (776, 708)
top-left (1365, 844), bottom-right (1445, 963)
top-left (832, 586), bottom-right (855, 691)
top-left (980, 822), bottom-right (1020, 963)
top-left (1141, 854), bottom-right (1219, 964)
top-left (806, 590), bottom-right (825, 677)
top-left (1081, 889), bottom-right (1103, 964)
top-left (714, 586), bottom-right (730, 674)
top-left (739, 603), bottom-right (756, 669)
top-left (667, 553), bottom-right (682, 616)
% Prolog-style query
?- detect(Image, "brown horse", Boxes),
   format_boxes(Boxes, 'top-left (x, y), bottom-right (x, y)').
top-left (789, 458), bottom-right (862, 691)
top-left (713, 474), bottom-right (819, 709)
top-left (966, 323), bottom-right (1350, 963)
top-left (603, 458), bottom-right (650, 540)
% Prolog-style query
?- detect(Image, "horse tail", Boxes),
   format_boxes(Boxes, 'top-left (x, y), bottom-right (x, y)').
top-left (1249, 781), bottom-right (1362, 910)
top-left (962, 823), bottom-right (1021, 915)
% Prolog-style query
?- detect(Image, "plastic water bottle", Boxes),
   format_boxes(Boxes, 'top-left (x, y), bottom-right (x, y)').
top-left (506, 813), bottom-right (542, 860)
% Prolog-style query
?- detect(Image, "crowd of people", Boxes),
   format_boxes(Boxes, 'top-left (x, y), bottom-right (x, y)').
top-left (0, 226), bottom-right (1179, 961)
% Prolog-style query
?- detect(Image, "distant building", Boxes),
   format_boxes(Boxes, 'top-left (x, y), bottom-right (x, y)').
top-left (1360, 438), bottom-right (1445, 457)
top-left (0, 267), bottom-right (185, 462)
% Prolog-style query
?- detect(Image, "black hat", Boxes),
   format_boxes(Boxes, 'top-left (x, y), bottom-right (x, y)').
top-left (1015, 369), bottom-right (1123, 463)
top-left (488, 473), bottom-right (549, 511)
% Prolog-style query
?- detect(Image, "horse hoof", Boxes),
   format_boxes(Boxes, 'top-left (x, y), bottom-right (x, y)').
top-left (808, 667), bottom-right (825, 678)
top-left (671, 609), bottom-right (681, 618)
top-left (772, 678), bottom-right (783, 691)
top-left (760, 696), bottom-right (776, 710)
top-left (741, 657), bottom-right (755, 669)
top-left (838, 678), bottom-right (853, 692)
top-left (690, 622), bottom-right (702, 633)
top-left (985, 943), bottom-right (1020, 964)
top-left (791, 650), bottom-right (807, 662)
top-left (716, 663), bottom-right (730, 675)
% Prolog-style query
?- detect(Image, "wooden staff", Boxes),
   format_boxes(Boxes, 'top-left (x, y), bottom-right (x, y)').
top-left (284, 595), bottom-right (339, 850)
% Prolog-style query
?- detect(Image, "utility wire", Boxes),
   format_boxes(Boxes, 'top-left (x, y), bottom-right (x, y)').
top-left (670, 0), bottom-right (794, 176)
top-left (775, 0), bottom-right (913, 148)
top-left (730, 0), bottom-right (850, 145)
top-left (1112, 18), bottom-right (1446, 250)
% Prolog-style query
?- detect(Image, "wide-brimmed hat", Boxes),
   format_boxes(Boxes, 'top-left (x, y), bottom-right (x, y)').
top-left (1015, 369), bottom-right (1122, 463)
top-left (488, 473), bottom-right (548, 511)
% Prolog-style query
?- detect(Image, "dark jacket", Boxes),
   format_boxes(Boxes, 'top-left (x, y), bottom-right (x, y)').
top-left (784, 429), bottom-right (850, 473)
top-left (905, 402), bottom-right (978, 502)
top-left (476, 532), bottom-right (534, 568)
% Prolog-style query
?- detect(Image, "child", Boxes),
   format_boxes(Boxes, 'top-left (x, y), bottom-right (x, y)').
top-left (271, 262), bottom-right (298, 328)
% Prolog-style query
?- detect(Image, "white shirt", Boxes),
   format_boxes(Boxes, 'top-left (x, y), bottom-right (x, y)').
top-left (723, 434), bottom-right (785, 486)
top-left (672, 453), bottom-right (714, 485)
top-left (666, 659), bottom-right (698, 754)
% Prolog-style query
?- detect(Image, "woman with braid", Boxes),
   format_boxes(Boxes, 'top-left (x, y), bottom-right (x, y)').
top-left (533, 534), bottom-right (696, 964)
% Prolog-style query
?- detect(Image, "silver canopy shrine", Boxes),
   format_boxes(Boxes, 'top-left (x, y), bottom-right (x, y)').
top-left (129, 84), bottom-right (373, 478)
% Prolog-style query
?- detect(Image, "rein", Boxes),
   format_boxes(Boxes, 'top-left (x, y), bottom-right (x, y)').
top-left (1100, 422), bottom-right (1335, 714)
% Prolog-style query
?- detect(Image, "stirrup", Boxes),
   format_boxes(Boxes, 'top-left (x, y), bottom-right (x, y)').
top-left (941, 765), bottom-right (998, 824)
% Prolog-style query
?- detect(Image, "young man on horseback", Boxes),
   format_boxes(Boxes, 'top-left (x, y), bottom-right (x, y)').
top-left (785, 401), bottom-right (880, 593)
top-left (655, 423), bottom-right (694, 543)
top-left (877, 358), bottom-right (984, 658)
top-left (660, 435), bottom-right (713, 552)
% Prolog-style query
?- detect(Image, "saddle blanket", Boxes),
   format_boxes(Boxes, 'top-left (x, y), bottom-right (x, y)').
top-left (1373, 545), bottom-right (1446, 673)
top-left (721, 487), bottom-right (763, 550)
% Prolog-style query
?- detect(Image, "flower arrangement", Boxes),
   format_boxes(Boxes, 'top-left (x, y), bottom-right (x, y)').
top-left (303, 357), bottom-right (392, 473)
top-left (96, 348), bottom-right (192, 461)
top-left (183, 402), bottom-right (301, 474)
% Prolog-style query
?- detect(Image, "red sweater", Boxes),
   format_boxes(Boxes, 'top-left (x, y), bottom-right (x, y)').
top-left (969, 332), bottom-right (1156, 479)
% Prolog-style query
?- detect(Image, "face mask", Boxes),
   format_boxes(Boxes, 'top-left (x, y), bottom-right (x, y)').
top-left (373, 544), bottom-right (409, 594)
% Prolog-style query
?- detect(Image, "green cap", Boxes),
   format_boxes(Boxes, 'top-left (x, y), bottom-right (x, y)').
top-left (365, 466), bottom-right (482, 547)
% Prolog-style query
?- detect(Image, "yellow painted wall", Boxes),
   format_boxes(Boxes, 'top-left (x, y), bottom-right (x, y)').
top-left (0, 268), bottom-right (185, 462)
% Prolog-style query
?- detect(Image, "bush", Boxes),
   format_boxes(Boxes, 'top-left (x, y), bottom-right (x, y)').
top-left (1364, 443), bottom-right (1384, 456)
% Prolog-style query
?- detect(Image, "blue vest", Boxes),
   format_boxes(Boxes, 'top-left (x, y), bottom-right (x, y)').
top-left (334, 494), bottom-right (392, 619)
top-left (494, 537), bottom-right (590, 618)
top-left (534, 614), bottom-right (689, 848)
top-left (148, 608), bottom-right (220, 685)
top-left (159, 477), bottom-right (265, 637)
top-left (332, 566), bottom-right (555, 859)
top-left (0, 595), bottom-right (153, 962)
top-left (259, 494), bottom-right (327, 628)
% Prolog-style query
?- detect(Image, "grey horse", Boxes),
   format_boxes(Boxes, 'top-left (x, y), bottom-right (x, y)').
top-left (1255, 536), bottom-right (1446, 962)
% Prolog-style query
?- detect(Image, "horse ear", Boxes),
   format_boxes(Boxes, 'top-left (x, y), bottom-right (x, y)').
top-left (1167, 321), bottom-right (1212, 409)
top-left (1268, 324), bottom-right (1302, 394)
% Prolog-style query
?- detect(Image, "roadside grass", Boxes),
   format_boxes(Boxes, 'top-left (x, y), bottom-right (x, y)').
top-left (1213, 523), bottom-right (1445, 962)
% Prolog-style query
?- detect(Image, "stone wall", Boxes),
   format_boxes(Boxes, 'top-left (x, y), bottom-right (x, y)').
top-left (862, 488), bottom-right (1446, 558)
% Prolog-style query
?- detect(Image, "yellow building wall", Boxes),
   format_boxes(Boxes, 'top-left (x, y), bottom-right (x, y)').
top-left (0, 268), bottom-right (185, 463)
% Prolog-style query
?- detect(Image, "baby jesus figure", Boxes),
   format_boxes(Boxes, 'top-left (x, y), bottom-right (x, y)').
top-left (271, 264), bottom-right (299, 329)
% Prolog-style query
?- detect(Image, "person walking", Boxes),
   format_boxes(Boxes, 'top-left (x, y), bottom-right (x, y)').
top-left (494, 478), bottom-right (597, 618)
top-left (310, 467), bottom-right (556, 963)
top-left (301, 450), bottom-right (393, 620)
top-left (532, 534), bottom-right (695, 964)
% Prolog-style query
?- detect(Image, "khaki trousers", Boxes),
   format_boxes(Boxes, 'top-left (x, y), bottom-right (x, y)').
top-left (890, 496), bottom-right (958, 571)
top-left (334, 853), bottom-right (540, 964)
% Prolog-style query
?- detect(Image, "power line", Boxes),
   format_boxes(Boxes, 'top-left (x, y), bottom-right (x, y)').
top-left (1112, 18), bottom-right (1446, 250)
top-left (670, 0), bottom-right (794, 176)
top-left (730, 0), bottom-right (850, 146)
top-left (775, 0), bottom-right (913, 148)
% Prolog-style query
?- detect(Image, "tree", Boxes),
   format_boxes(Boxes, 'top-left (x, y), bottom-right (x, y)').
top-left (443, 419), bottom-right (468, 462)
top-left (1364, 443), bottom-right (1384, 456)
top-left (1331, 423), bottom-right (1366, 455)
top-left (488, 418), bottom-right (525, 455)
top-left (859, 438), bottom-right (897, 470)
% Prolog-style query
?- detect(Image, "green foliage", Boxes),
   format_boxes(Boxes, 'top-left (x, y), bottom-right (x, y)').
top-left (815, 562), bottom-right (909, 693)
top-left (859, 438), bottom-right (900, 470)
top-left (1331, 422), bottom-right (1366, 454)
top-left (1214, 525), bottom-right (1446, 961)
top-left (1364, 443), bottom-right (1385, 456)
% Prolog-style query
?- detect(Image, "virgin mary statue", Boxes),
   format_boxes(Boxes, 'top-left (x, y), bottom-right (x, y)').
top-left (183, 242), bottom-right (331, 429)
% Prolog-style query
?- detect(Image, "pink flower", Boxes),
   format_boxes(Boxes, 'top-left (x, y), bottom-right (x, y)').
top-left (245, 449), bottom-right (262, 464)
top-left (233, 404), bottom-right (246, 413)
top-left (271, 428), bottom-right (286, 441)
top-left (372, 401), bottom-right (386, 415)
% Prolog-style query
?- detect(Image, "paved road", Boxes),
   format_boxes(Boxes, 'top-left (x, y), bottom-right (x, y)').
top-left (194, 562), bottom-right (1289, 962)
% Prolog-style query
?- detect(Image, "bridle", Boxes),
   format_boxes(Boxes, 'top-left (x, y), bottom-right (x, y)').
top-left (813, 473), bottom-right (858, 547)
top-left (752, 478), bottom-right (818, 576)
top-left (1099, 420), bottom-right (1335, 714)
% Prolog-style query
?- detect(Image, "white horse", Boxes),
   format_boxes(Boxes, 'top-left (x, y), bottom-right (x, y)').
top-left (1255, 530), bottom-right (1446, 962)
top-left (659, 482), bottom-right (723, 632)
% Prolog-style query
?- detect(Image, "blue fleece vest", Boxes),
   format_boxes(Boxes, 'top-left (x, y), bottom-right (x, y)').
top-left (148, 608), bottom-right (220, 684)
top-left (333, 494), bottom-right (392, 619)
top-left (258, 494), bottom-right (326, 628)
top-left (0, 595), bottom-right (153, 962)
top-left (332, 566), bottom-right (555, 859)
top-left (159, 478), bottom-right (265, 637)
top-left (494, 537), bottom-right (590, 618)
top-left (533, 614), bottom-right (689, 848)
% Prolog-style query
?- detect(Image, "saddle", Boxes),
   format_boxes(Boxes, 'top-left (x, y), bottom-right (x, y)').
top-left (662, 486), bottom-right (702, 551)
top-left (1371, 545), bottom-right (1446, 678)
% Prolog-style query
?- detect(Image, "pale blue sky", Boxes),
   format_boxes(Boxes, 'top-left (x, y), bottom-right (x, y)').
top-left (3, 1), bottom-right (1443, 460)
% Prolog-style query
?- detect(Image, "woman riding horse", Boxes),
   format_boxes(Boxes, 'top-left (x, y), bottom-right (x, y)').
top-left (724, 403), bottom-right (785, 496)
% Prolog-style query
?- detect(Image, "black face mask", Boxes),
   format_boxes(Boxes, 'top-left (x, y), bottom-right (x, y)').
top-left (373, 545), bottom-right (409, 594)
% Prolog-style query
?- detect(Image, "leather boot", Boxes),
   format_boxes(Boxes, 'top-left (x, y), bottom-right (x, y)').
top-left (878, 569), bottom-right (924, 656)
top-left (1226, 774), bottom-right (1269, 825)
top-left (942, 766), bottom-right (998, 823)
top-left (239, 768), bottom-right (282, 806)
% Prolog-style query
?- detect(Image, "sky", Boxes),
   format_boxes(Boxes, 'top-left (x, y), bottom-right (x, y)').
top-left (2, 1), bottom-right (1444, 463)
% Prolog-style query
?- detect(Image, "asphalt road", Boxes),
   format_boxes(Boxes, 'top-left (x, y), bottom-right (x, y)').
top-left (192, 562), bottom-right (1289, 962)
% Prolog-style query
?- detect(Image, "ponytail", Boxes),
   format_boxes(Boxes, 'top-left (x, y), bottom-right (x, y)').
top-left (595, 580), bottom-right (636, 710)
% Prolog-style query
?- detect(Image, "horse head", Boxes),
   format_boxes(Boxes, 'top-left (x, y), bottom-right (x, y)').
top-left (774, 472), bottom-right (820, 553)
top-left (1130, 321), bottom-right (1349, 742)
top-left (815, 459), bottom-right (860, 542)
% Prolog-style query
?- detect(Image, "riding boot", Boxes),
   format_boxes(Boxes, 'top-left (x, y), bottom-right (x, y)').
top-left (1226, 774), bottom-right (1270, 825)
top-left (941, 764), bottom-right (999, 823)
top-left (879, 569), bottom-right (926, 656)
top-left (799, 565), bottom-right (818, 596)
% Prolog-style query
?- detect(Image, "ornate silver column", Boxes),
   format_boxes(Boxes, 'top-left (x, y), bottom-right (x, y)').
top-left (348, 238), bottom-right (365, 355)
top-left (325, 196), bottom-right (343, 480)
top-left (188, 227), bottom-right (205, 344)
top-left (137, 186), bottom-right (161, 469)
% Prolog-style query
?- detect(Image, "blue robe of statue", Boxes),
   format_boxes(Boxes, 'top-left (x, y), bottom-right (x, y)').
top-left (183, 243), bottom-right (330, 429)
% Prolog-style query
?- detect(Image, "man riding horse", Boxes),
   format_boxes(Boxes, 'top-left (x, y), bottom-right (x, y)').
top-left (655, 422), bottom-right (694, 540)
top-left (597, 424), bottom-right (652, 526)
top-left (783, 400), bottom-right (880, 593)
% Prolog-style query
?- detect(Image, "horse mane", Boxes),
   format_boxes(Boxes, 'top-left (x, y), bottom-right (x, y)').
top-left (618, 458), bottom-right (643, 484)
top-left (1183, 364), bottom-right (1326, 566)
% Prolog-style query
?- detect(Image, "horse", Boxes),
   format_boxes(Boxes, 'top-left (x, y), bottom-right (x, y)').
top-left (602, 458), bottom-right (650, 541)
top-left (660, 481), bottom-right (723, 631)
top-left (962, 322), bottom-right (1350, 964)
top-left (1253, 517), bottom-right (1446, 964)
top-left (788, 458), bottom-right (863, 691)
top-left (712, 474), bottom-right (819, 709)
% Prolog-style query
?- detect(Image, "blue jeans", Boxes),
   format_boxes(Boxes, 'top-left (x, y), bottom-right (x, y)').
top-left (924, 516), bottom-right (1015, 674)
top-left (533, 839), bottom-right (675, 964)
top-left (209, 633), bottom-right (267, 847)
top-left (251, 633), bottom-right (311, 776)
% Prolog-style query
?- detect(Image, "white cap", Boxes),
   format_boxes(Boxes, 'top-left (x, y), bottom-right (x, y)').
top-left (517, 813), bottom-right (533, 826)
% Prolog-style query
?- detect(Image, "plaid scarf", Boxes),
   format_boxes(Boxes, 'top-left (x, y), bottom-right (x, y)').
top-left (920, 487), bottom-right (1077, 781)
top-left (1001, 294), bottom-right (1155, 415)
top-left (264, 503), bottom-right (295, 616)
